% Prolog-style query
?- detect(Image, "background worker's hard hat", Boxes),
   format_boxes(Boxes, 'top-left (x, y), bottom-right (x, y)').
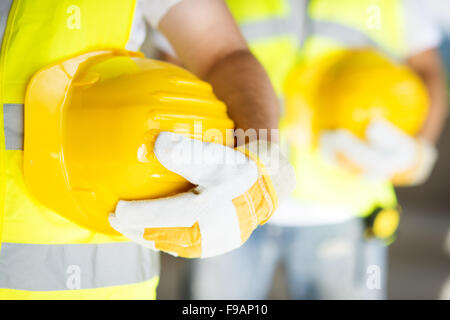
top-left (364, 207), bottom-right (401, 244)
top-left (24, 50), bottom-right (234, 234)
top-left (284, 49), bottom-right (429, 140)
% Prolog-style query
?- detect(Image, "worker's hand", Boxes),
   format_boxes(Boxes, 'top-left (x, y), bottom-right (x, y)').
top-left (109, 132), bottom-right (295, 258)
top-left (320, 120), bottom-right (438, 186)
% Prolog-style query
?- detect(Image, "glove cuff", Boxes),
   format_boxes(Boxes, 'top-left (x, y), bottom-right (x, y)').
top-left (392, 139), bottom-right (438, 186)
top-left (237, 140), bottom-right (296, 223)
top-left (412, 139), bottom-right (438, 185)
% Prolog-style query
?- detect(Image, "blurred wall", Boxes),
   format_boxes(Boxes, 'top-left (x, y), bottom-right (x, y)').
top-left (388, 118), bottom-right (450, 299)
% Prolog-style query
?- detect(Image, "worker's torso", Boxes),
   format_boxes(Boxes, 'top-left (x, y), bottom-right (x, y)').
top-left (226, 0), bottom-right (404, 223)
top-left (0, 0), bottom-right (159, 299)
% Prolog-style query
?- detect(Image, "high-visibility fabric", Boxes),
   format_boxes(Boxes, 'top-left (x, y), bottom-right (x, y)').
top-left (304, 0), bottom-right (407, 61)
top-left (2, 0), bottom-right (137, 104)
top-left (1, 278), bottom-right (159, 300)
top-left (0, 0), bottom-right (159, 299)
top-left (285, 0), bottom-right (404, 217)
top-left (0, 242), bottom-right (160, 291)
top-left (226, 0), bottom-right (305, 95)
top-left (289, 147), bottom-right (397, 217)
top-left (226, 0), bottom-right (402, 219)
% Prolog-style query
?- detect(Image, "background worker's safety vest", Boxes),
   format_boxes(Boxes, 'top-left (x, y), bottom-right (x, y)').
top-left (226, 0), bottom-right (404, 219)
top-left (0, 0), bottom-right (159, 299)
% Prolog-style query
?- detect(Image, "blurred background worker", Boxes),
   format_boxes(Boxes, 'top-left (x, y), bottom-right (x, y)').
top-left (0, 0), bottom-right (281, 299)
top-left (154, 0), bottom-right (448, 299)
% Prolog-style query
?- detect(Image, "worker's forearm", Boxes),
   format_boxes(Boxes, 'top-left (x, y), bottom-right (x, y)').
top-left (204, 49), bottom-right (280, 141)
top-left (408, 49), bottom-right (448, 144)
top-left (418, 72), bottom-right (448, 143)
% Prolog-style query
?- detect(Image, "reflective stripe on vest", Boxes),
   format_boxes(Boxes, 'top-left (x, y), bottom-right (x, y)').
top-left (4, 103), bottom-right (22, 150)
top-left (240, 17), bottom-right (296, 42)
top-left (239, 13), bottom-right (389, 55)
top-left (226, 0), bottom-right (305, 96)
top-left (0, 1), bottom-right (13, 48)
top-left (0, 242), bottom-right (159, 291)
top-left (304, 0), bottom-right (407, 60)
top-left (310, 20), bottom-right (381, 52)
top-left (237, 0), bottom-right (306, 43)
top-left (232, 0), bottom-right (398, 59)
top-left (0, 0), bottom-right (159, 298)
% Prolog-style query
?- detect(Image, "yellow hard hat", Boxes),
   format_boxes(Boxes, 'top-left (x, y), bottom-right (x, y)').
top-left (284, 49), bottom-right (429, 139)
top-left (24, 50), bottom-right (234, 234)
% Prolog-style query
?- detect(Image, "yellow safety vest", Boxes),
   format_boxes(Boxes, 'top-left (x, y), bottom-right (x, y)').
top-left (303, 0), bottom-right (407, 61)
top-left (227, 0), bottom-right (403, 217)
top-left (0, 0), bottom-right (159, 299)
top-left (226, 0), bottom-right (304, 96)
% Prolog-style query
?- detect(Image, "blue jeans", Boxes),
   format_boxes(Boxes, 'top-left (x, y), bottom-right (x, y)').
top-left (190, 219), bottom-right (387, 300)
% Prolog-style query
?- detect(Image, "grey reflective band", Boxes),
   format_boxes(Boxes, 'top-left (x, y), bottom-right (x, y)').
top-left (291, 0), bottom-right (310, 46)
top-left (0, 242), bottom-right (160, 291)
top-left (240, 18), bottom-right (295, 42)
top-left (303, 0), bottom-right (378, 48)
top-left (303, 0), bottom-right (395, 58)
top-left (233, 0), bottom-right (384, 54)
top-left (238, 0), bottom-right (306, 43)
top-left (1, 2), bottom-right (24, 151)
top-left (310, 20), bottom-right (380, 49)
top-left (0, 0), bottom-right (13, 48)
top-left (3, 103), bottom-right (24, 150)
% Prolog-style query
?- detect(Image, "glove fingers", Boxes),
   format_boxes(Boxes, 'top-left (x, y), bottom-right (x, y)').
top-left (143, 223), bottom-right (202, 258)
top-left (367, 121), bottom-right (422, 175)
top-left (366, 120), bottom-right (412, 150)
top-left (109, 215), bottom-right (157, 250)
top-left (155, 132), bottom-right (258, 197)
top-left (321, 130), bottom-right (379, 169)
top-left (113, 191), bottom-right (203, 228)
top-left (111, 212), bottom-right (203, 258)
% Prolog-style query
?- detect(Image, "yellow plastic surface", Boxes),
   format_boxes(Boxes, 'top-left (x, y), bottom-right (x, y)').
top-left (373, 208), bottom-right (400, 240)
top-left (285, 49), bottom-right (429, 140)
top-left (24, 50), bottom-right (234, 234)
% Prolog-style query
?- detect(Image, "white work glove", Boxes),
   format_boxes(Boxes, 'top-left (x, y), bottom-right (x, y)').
top-left (109, 132), bottom-right (295, 258)
top-left (320, 120), bottom-right (438, 186)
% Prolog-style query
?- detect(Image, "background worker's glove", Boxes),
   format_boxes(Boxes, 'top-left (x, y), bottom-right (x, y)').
top-left (109, 132), bottom-right (295, 258)
top-left (320, 120), bottom-right (438, 186)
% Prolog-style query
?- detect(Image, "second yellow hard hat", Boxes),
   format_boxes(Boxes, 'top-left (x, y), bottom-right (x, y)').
top-left (284, 49), bottom-right (429, 139)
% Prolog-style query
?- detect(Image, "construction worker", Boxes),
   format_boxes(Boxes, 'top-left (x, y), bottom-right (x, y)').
top-left (0, 0), bottom-right (285, 299)
top-left (155, 0), bottom-right (448, 299)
